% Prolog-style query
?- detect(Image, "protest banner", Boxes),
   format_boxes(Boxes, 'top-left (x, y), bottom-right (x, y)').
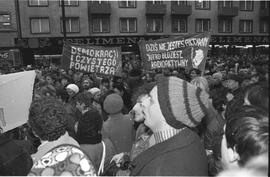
top-left (138, 33), bottom-right (211, 71)
top-left (61, 42), bottom-right (122, 76)
top-left (0, 70), bottom-right (36, 133)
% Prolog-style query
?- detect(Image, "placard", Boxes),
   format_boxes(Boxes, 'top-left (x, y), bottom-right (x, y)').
top-left (61, 42), bottom-right (122, 76)
top-left (0, 71), bottom-right (36, 133)
top-left (139, 33), bottom-right (211, 71)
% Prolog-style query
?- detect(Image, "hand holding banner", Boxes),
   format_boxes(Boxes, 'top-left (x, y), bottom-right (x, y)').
top-left (61, 42), bottom-right (122, 76)
top-left (138, 33), bottom-right (211, 71)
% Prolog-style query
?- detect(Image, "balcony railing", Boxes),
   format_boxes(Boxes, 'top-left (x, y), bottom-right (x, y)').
top-left (259, 8), bottom-right (269, 18)
top-left (171, 4), bottom-right (192, 16)
top-left (89, 2), bottom-right (111, 15)
top-left (146, 3), bottom-right (166, 15)
top-left (218, 7), bottom-right (238, 17)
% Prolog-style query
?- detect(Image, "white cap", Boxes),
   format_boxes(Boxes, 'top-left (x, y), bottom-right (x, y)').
top-left (88, 87), bottom-right (100, 95)
top-left (66, 84), bottom-right (79, 94)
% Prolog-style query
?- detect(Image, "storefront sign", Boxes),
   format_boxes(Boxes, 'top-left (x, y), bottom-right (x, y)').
top-left (15, 35), bottom-right (269, 49)
top-left (139, 33), bottom-right (211, 71)
top-left (61, 42), bottom-right (122, 76)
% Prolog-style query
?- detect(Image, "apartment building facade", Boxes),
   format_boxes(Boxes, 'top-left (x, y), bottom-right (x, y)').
top-left (1, 0), bottom-right (269, 65)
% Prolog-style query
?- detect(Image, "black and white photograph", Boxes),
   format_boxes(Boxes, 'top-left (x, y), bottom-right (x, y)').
top-left (0, 0), bottom-right (268, 176)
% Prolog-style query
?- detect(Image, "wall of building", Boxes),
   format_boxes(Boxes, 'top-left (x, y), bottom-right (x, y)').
top-left (17, 0), bottom-right (268, 38)
top-left (19, 0), bottom-right (89, 38)
top-left (0, 0), bottom-right (18, 48)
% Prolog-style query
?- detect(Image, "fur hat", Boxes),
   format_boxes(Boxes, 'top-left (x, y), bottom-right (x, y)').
top-left (28, 144), bottom-right (96, 176)
top-left (66, 84), bottom-right (79, 94)
top-left (157, 76), bottom-right (209, 128)
top-left (103, 94), bottom-right (123, 114)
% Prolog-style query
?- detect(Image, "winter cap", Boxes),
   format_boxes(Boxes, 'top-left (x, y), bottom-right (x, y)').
top-left (66, 84), bottom-right (79, 94)
top-left (88, 87), bottom-right (100, 96)
top-left (157, 76), bottom-right (209, 128)
top-left (28, 144), bottom-right (96, 176)
top-left (103, 94), bottom-right (123, 114)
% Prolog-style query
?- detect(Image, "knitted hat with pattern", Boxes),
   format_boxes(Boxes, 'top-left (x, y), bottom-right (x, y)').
top-left (157, 76), bottom-right (209, 128)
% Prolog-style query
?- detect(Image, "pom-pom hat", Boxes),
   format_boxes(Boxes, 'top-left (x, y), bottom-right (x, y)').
top-left (157, 76), bottom-right (209, 128)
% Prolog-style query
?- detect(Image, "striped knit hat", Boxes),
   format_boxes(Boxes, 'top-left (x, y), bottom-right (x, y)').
top-left (157, 76), bottom-right (209, 128)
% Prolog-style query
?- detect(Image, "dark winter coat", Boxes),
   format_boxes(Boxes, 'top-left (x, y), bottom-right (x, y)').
top-left (130, 128), bottom-right (208, 176)
top-left (0, 134), bottom-right (33, 175)
top-left (76, 109), bottom-right (103, 145)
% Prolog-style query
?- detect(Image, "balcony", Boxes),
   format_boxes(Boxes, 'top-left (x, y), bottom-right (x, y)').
top-left (171, 5), bottom-right (192, 16)
top-left (218, 7), bottom-right (238, 17)
top-left (146, 3), bottom-right (166, 15)
top-left (89, 2), bottom-right (111, 15)
top-left (260, 8), bottom-right (269, 18)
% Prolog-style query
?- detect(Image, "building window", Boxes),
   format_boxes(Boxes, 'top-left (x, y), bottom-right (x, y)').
top-left (172, 17), bottom-right (187, 33)
top-left (29, 0), bottom-right (48, 6)
top-left (239, 20), bottom-right (253, 33)
top-left (30, 18), bottom-right (50, 33)
top-left (195, 0), bottom-right (210, 9)
top-left (240, 0), bottom-right (253, 11)
top-left (146, 17), bottom-right (163, 33)
top-left (260, 1), bottom-right (269, 9)
top-left (172, 0), bottom-right (187, 6)
top-left (0, 14), bottom-right (11, 28)
top-left (195, 19), bottom-right (210, 32)
top-left (119, 1), bottom-right (136, 8)
top-left (59, 0), bottom-right (79, 6)
top-left (260, 19), bottom-right (268, 33)
top-left (120, 18), bottom-right (137, 33)
top-left (218, 1), bottom-right (232, 8)
top-left (218, 19), bottom-right (232, 33)
top-left (61, 17), bottom-right (79, 33)
top-left (92, 16), bottom-right (110, 33)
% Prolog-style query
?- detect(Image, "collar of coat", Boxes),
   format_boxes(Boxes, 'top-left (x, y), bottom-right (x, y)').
top-left (153, 127), bottom-right (186, 144)
top-left (130, 128), bottom-right (197, 175)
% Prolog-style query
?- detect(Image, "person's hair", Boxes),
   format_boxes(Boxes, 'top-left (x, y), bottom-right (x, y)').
top-left (113, 83), bottom-right (132, 109)
top-left (189, 68), bottom-right (201, 75)
top-left (218, 152), bottom-right (268, 177)
top-left (190, 76), bottom-right (209, 93)
top-left (75, 91), bottom-right (93, 107)
top-left (28, 97), bottom-right (68, 141)
top-left (210, 85), bottom-right (230, 114)
top-left (225, 105), bottom-right (268, 166)
top-left (131, 81), bottom-right (156, 106)
top-left (101, 78), bottom-right (110, 84)
top-left (244, 83), bottom-right (269, 111)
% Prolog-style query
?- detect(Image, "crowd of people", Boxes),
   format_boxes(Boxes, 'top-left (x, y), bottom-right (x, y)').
top-left (0, 53), bottom-right (268, 176)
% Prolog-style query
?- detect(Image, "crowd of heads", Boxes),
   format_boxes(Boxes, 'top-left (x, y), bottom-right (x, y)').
top-left (0, 52), bottom-right (268, 176)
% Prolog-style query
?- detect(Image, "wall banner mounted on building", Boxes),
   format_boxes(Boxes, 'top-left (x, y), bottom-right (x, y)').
top-left (138, 33), bottom-right (211, 71)
top-left (61, 42), bottom-right (122, 76)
